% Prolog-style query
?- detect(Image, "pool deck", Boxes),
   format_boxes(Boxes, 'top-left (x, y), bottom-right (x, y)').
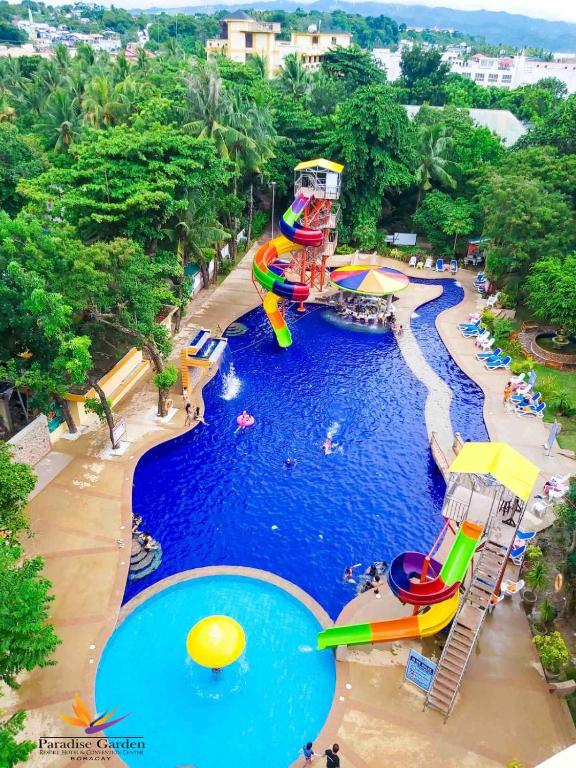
top-left (12, 242), bottom-right (576, 767)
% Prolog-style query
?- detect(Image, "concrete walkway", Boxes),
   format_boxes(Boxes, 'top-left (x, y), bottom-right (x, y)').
top-left (13, 246), bottom-right (576, 767)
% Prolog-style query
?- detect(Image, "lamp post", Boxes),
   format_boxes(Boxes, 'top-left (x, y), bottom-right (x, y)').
top-left (270, 181), bottom-right (276, 238)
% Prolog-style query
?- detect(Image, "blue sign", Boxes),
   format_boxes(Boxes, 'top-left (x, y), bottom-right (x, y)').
top-left (404, 650), bottom-right (436, 693)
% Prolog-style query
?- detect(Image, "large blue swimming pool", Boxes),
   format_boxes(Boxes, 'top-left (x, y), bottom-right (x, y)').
top-left (125, 279), bottom-right (487, 617)
top-left (97, 575), bottom-right (335, 768)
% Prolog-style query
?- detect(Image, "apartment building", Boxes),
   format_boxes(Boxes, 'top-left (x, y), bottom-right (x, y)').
top-left (374, 43), bottom-right (576, 94)
top-left (205, 11), bottom-right (352, 77)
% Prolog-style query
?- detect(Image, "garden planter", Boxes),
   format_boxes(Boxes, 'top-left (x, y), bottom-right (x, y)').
top-left (522, 588), bottom-right (537, 614)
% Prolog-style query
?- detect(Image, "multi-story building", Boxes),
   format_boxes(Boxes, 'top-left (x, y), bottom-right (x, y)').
top-left (205, 11), bottom-right (352, 77)
top-left (374, 43), bottom-right (576, 94)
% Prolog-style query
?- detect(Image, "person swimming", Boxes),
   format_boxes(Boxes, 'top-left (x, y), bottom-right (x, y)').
top-left (284, 458), bottom-right (296, 468)
top-left (343, 563), bottom-right (362, 583)
top-left (322, 438), bottom-right (333, 455)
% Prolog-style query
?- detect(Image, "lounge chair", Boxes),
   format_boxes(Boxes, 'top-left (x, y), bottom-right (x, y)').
top-left (501, 578), bottom-right (525, 597)
top-left (450, 259), bottom-right (458, 274)
top-left (476, 347), bottom-right (502, 360)
top-left (510, 372), bottom-right (526, 385)
top-left (408, 255), bottom-right (417, 268)
top-left (531, 499), bottom-right (553, 519)
top-left (476, 335), bottom-right (495, 349)
top-left (424, 257), bottom-right (433, 269)
top-left (435, 258), bottom-right (444, 272)
top-left (515, 401), bottom-right (546, 417)
top-left (510, 543), bottom-right (526, 564)
top-left (462, 325), bottom-right (487, 338)
top-left (485, 355), bottom-right (511, 370)
top-left (458, 319), bottom-right (481, 330)
top-left (514, 529), bottom-right (536, 542)
top-left (511, 391), bottom-right (541, 406)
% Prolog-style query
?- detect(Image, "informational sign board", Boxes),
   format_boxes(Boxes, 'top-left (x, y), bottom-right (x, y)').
top-left (404, 650), bottom-right (436, 693)
top-left (112, 418), bottom-right (126, 447)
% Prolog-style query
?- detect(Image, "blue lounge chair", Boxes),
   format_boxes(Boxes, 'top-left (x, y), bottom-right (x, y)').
top-left (485, 355), bottom-right (511, 370)
top-left (511, 392), bottom-right (541, 406)
top-left (450, 259), bottom-right (458, 274)
top-left (435, 258), bottom-right (444, 272)
top-left (510, 544), bottom-right (526, 563)
top-left (515, 529), bottom-right (536, 542)
top-left (458, 319), bottom-right (481, 330)
top-left (476, 347), bottom-right (502, 360)
top-left (462, 325), bottom-right (487, 337)
top-left (516, 401), bottom-right (546, 417)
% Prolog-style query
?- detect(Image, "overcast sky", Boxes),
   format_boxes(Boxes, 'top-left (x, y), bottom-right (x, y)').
top-left (24, 0), bottom-right (576, 24)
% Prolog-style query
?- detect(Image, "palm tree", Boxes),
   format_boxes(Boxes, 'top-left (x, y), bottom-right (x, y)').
top-left (83, 75), bottom-right (127, 128)
top-left (53, 43), bottom-right (71, 75)
top-left (0, 98), bottom-right (16, 123)
top-left (134, 47), bottom-right (149, 73)
top-left (279, 54), bottom-right (312, 100)
top-left (37, 88), bottom-right (82, 152)
top-left (415, 123), bottom-right (457, 209)
top-left (75, 43), bottom-right (96, 69)
top-left (163, 197), bottom-right (229, 326)
top-left (185, 59), bottom-right (244, 158)
top-left (160, 37), bottom-right (184, 62)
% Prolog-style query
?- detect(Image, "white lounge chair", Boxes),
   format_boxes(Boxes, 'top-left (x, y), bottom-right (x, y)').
top-left (424, 257), bottom-right (433, 269)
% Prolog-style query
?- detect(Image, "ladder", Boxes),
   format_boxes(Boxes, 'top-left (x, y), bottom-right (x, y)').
top-left (425, 522), bottom-right (507, 720)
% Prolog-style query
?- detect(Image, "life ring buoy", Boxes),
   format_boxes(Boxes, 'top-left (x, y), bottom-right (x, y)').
top-left (236, 414), bottom-right (255, 429)
top-left (165, 398), bottom-right (173, 411)
top-left (554, 573), bottom-right (563, 592)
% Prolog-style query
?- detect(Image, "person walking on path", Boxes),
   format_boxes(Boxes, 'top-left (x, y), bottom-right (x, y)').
top-left (325, 744), bottom-right (340, 767)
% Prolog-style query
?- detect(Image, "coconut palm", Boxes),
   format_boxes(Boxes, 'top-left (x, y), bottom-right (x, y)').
top-left (53, 43), bottom-right (72, 75)
top-left (415, 123), bottom-right (457, 209)
top-left (279, 54), bottom-right (312, 100)
top-left (83, 75), bottom-right (127, 128)
top-left (36, 88), bottom-right (82, 152)
top-left (185, 59), bottom-right (244, 159)
top-left (75, 43), bottom-right (96, 69)
top-left (0, 98), bottom-right (16, 123)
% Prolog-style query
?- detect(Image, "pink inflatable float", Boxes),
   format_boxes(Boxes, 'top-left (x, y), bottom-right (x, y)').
top-left (236, 410), bottom-right (255, 429)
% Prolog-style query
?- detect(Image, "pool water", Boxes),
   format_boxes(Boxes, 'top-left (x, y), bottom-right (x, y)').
top-left (96, 575), bottom-right (335, 768)
top-left (126, 281), bottom-right (487, 617)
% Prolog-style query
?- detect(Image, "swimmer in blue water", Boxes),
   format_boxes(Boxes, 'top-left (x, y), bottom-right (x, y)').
top-left (284, 457), bottom-right (296, 468)
top-left (343, 563), bottom-right (362, 584)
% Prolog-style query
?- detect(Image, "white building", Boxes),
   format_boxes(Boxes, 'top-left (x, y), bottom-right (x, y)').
top-left (373, 47), bottom-right (576, 94)
top-left (403, 105), bottom-right (527, 146)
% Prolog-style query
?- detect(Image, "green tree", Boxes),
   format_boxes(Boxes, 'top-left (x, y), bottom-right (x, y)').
top-left (527, 254), bottom-right (576, 334)
top-left (35, 87), bottom-right (82, 152)
top-left (521, 93), bottom-right (576, 156)
top-left (413, 191), bottom-right (475, 254)
top-left (480, 173), bottom-right (576, 295)
top-left (0, 123), bottom-right (45, 215)
top-left (279, 54), bottom-right (312, 100)
top-left (321, 45), bottom-right (385, 95)
top-left (400, 45), bottom-right (450, 104)
top-left (0, 542), bottom-right (60, 689)
top-left (153, 365), bottom-right (178, 418)
top-left (0, 442), bottom-right (35, 540)
top-left (327, 84), bottom-right (416, 244)
top-left (0, 712), bottom-right (35, 768)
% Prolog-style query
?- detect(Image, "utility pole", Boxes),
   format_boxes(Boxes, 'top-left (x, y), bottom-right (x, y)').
top-left (270, 181), bottom-right (276, 239)
top-left (247, 183), bottom-right (254, 243)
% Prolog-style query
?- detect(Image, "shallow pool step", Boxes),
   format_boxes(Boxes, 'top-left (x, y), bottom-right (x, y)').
top-left (128, 545), bottom-right (162, 582)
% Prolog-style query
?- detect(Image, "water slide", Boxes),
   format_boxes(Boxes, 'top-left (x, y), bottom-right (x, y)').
top-left (252, 194), bottom-right (323, 347)
top-left (317, 592), bottom-right (459, 650)
top-left (387, 521), bottom-right (483, 606)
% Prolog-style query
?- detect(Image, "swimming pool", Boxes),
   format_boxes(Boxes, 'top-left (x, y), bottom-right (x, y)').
top-left (126, 280), bottom-right (487, 616)
top-left (97, 575), bottom-right (335, 768)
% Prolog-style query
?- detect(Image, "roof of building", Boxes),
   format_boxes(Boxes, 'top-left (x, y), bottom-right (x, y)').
top-left (402, 105), bottom-right (527, 147)
top-left (223, 10), bottom-right (253, 21)
top-left (449, 442), bottom-right (539, 501)
top-left (294, 158), bottom-right (344, 173)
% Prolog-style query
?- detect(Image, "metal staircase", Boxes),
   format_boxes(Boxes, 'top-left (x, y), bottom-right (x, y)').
top-left (424, 520), bottom-right (507, 720)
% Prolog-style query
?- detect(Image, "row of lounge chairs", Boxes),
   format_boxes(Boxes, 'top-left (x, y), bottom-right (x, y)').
top-left (458, 318), bottom-right (546, 416)
top-left (408, 256), bottom-right (458, 273)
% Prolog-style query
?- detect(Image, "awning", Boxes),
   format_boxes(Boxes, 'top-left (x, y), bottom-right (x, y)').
top-left (330, 265), bottom-right (409, 296)
top-left (449, 442), bottom-right (539, 501)
top-left (294, 158), bottom-right (344, 173)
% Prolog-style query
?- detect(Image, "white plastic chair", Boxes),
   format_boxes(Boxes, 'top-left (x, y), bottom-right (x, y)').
top-left (424, 257), bottom-right (433, 269)
top-left (408, 256), bottom-right (417, 268)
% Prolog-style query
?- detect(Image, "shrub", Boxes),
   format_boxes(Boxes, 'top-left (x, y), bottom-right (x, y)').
top-left (538, 375), bottom-right (561, 404)
top-left (525, 559), bottom-right (549, 593)
top-left (538, 598), bottom-right (557, 629)
top-left (492, 317), bottom-right (515, 345)
top-left (388, 248), bottom-right (404, 261)
top-left (525, 544), bottom-right (543, 562)
top-left (481, 309), bottom-right (496, 333)
top-left (498, 292), bottom-right (516, 309)
top-left (533, 631), bottom-right (570, 674)
top-left (250, 210), bottom-right (268, 240)
top-left (510, 357), bottom-right (534, 376)
top-left (335, 244), bottom-right (356, 255)
top-left (557, 391), bottom-right (576, 417)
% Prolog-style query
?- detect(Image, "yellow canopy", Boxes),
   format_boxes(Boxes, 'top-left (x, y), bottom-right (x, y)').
top-left (294, 158), bottom-right (344, 174)
top-left (449, 442), bottom-right (539, 501)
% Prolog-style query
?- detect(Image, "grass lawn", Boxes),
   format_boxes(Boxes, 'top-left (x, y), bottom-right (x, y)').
top-left (533, 364), bottom-right (576, 453)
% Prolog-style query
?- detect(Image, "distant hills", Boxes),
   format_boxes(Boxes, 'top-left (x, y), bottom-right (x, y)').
top-left (133, 1), bottom-right (576, 51)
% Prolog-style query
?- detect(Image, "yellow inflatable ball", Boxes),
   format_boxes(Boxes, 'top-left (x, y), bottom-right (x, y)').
top-left (186, 615), bottom-right (246, 668)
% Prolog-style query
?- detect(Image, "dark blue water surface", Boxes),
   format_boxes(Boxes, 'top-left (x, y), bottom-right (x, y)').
top-left (126, 281), bottom-right (487, 617)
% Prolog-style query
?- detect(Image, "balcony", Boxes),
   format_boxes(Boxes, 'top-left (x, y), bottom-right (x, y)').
top-left (206, 39), bottom-right (228, 51)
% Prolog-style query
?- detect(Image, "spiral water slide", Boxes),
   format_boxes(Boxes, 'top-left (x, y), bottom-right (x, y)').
top-left (252, 194), bottom-right (323, 348)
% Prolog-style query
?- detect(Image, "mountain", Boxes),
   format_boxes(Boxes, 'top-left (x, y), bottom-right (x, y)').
top-left (134, 1), bottom-right (576, 51)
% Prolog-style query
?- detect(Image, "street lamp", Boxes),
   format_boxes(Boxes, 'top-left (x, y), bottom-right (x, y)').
top-left (270, 181), bottom-right (276, 238)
